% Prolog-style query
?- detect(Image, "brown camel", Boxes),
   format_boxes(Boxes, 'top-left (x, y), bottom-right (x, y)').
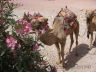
top-left (86, 9), bottom-right (96, 48)
top-left (22, 10), bottom-right (79, 68)
top-left (51, 7), bottom-right (79, 67)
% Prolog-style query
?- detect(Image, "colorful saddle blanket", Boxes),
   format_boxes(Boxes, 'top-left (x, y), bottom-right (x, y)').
top-left (63, 16), bottom-right (78, 34)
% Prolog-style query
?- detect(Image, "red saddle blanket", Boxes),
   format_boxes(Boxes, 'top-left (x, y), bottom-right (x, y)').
top-left (63, 17), bottom-right (77, 35)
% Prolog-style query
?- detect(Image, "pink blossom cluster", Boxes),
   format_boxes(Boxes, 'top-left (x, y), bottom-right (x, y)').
top-left (32, 42), bottom-right (40, 51)
top-left (0, 8), bottom-right (4, 13)
top-left (15, 19), bottom-right (32, 35)
top-left (6, 35), bottom-right (21, 50)
top-left (0, 18), bottom-right (5, 25)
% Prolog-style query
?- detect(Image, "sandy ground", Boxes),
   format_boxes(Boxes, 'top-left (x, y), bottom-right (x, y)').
top-left (13, 0), bottom-right (96, 72)
top-left (38, 10), bottom-right (96, 72)
top-left (13, 9), bottom-right (96, 72)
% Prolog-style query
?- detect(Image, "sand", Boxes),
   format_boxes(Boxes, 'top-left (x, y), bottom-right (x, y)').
top-left (13, 0), bottom-right (96, 72)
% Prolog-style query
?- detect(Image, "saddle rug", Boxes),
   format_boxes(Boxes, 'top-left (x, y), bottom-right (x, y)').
top-left (63, 18), bottom-right (78, 35)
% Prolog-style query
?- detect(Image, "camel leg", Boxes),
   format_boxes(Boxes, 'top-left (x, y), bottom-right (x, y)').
top-left (69, 33), bottom-right (74, 53)
top-left (55, 42), bottom-right (61, 64)
top-left (60, 38), bottom-right (66, 68)
top-left (90, 32), bottom-right (93, 48)
top-left (93, 35), bottom-right (96, 46)
top-left (87, 31), bottom-right (90, 39)
top-left (74, 32), bottom-right (79, 56)
top-left (74, 22), bottom-right (79, 56)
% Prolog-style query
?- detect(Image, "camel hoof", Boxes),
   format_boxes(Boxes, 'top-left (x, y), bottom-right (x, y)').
top-left (63, 64), bottom-right (65, 68)
top-left (93, 42), bottom-right (96, 47)
top-left (62, 63), bottom-right (67, 68)
top-left (88, 46), bottom-right (92, 50)
top-left (88, 47), bottom-right (91, 50)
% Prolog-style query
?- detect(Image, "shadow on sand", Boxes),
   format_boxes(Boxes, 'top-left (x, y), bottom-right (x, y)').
top-left (93, 36), bottom-right (96, 47)
top-left (64, 44), bottom-right (90, 70)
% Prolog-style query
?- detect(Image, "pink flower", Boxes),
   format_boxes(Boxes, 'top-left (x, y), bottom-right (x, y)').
top-left (32, 42), bottom-right (39, 51)
top-left (15, 19), bottom-right (32, 35)
top-left (0, 8), bottom-right (4, 13)
top-left (23, 21), bottom-right (32, 33)
top-left (6, 35), bottom-right (21, 50)
top-left (0, 18), bottom-right (5, 25)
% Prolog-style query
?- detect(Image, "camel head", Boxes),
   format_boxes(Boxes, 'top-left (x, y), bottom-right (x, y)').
top-left (85, 10), bottom-right (93, 18)
top-left (31, 13), bottom-right (49, 35)
top-left (22, 12), bottom-right (49, 35)
top-left (80, 9), bottom-right (94, 18)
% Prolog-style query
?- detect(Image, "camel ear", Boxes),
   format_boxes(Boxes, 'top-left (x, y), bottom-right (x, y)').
top-left (27, 12), bottom-right (29, 15)
top-left (61, 8), bottom-right (63, 11)
top-left (23, 12), bottom-right (26, 18)
top-left (65, 5), bottom-right (67, 9)
top-left (24, 12), bottom-right (26, 16)
top-left (24, 12), bottom-right (27, 17)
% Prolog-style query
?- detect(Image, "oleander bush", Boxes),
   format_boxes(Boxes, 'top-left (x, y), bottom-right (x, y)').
top-left (0, 0), bottom-right (56, 72)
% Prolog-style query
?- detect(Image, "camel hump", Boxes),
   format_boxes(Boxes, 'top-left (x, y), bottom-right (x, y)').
top-left (92, 9), bottom-right (96, 14)
top-left (62, 7), bottom-right (77, 20)
top-left (92, 10), bottom-right (96, 17)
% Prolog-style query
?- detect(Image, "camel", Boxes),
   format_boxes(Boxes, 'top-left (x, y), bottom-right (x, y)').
top-left (22, 9), bottom-right (79, 68)
top-left (86, 9), bottom-right (96, 48)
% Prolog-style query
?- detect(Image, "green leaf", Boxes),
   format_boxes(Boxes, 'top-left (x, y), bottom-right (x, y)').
top-left (0, 51), bottom-right (5, 56)
top-left (40, 44), bottom-right (44, 48)
top-left (12, 31), bottom-right (17, 36)
top-left (8, 18), bottom-right (16, 25)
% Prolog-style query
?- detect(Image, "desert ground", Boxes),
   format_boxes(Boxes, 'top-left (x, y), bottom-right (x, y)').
top-left (13, 0), bottom-right (96, 72)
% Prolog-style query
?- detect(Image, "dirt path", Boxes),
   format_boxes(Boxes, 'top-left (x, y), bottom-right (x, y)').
top-left (13, 9), bottom-right (96, 72)
top-left (39, 11), bottom-right (96, 72)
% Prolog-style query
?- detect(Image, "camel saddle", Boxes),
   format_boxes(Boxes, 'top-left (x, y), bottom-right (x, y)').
top-left (63, 14), bottom-right (77, 34)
